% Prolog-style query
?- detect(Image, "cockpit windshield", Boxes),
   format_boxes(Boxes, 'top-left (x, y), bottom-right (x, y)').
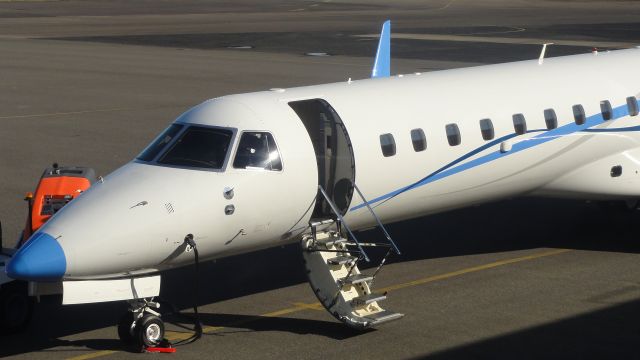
top-left (137, 124), bottom-right (184, 162)
top-left (158, 126), bottom-right (233, 169)
top-left (137, 124), bottom-right (233, 170)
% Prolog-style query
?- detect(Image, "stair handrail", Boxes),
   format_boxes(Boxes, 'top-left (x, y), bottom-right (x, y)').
top-left (352, 183), bottom-right (401, 255)
top-left (317, 185), bottom-right (370, 262)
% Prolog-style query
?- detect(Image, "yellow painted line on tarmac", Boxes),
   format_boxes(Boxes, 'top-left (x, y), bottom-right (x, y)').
top-left (0, 108), bottom-right (131, 119)
top-left (0, 104), bottom-right (189, 120)
top-left (292, 302), bottom-right (324, 311)
top-left (161, 302), bottom-right (320, 343)
top-left (262, 303), bottom-right (312, 317)
top-left (354, 33), bottom-right (637, 49)
top-left (126, 302), bottom-right (323, 347)
top-left (66, 350), bottom-right (118, 360)
top-left (65, 248), bottom-right (571, 360)
top-left (377, 248), bottom-right (572, 293)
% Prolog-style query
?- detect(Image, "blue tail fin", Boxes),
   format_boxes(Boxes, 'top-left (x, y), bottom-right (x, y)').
top-left (371, 20), bottom-right (391, 78)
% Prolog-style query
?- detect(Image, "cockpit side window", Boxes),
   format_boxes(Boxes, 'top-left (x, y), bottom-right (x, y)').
top-left (157, 126), bottom-right (233, 169)
top-left (233, 132), bottom-right (283, 171)
top-left (137, 124), bottom-right (184, 162)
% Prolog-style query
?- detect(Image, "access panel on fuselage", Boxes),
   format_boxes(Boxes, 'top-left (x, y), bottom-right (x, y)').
top-left (289, 99), bottom-right (355, 217)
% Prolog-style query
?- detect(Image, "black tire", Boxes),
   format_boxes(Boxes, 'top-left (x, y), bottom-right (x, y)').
top-left (117, 312), bottom-right (136, 345)
top-left (136, 314), bottom-right (164, 348)
top-left (0, 281), bottom-right (35, 335)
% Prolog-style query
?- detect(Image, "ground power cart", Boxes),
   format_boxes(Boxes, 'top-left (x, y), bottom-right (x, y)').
top-left (0, 164), bottom-right (95, 334)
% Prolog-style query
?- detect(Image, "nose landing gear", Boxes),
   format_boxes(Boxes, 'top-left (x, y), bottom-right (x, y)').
top-left (117, 299), bottom-right (166, 351)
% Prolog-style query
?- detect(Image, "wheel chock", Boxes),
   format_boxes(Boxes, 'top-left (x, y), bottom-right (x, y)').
top-left (144, 339), bottom-right (176, 353)
top-left (144, 346), bottom-right (176, 354)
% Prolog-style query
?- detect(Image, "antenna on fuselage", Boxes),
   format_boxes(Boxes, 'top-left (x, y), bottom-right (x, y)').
top-left (538, 43), bottom-right (554, 65)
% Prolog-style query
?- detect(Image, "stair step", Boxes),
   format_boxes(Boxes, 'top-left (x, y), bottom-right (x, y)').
top-left (327, 255), bottom-right (358, 266)
top-left (350, 293), bottom-right (386, 307)
top-left (341, 273), bottom-right (373, 285)
top-left (316, 236), bottom-right (347, 247)
top-left (362, 310), bottom-right (404, 326)
top-left (310, 218), bottom-right (335, 227)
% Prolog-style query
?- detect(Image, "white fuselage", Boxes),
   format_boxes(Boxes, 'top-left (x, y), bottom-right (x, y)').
top-left (7, 48), bottom-right (640, 281)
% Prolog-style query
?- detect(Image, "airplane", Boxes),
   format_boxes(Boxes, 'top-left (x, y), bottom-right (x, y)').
top-left (3, 19), bottom-right (640, 349)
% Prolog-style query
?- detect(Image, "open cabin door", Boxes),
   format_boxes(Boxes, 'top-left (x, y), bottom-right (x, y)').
top-left (292, 99), bottom-right (405, 330)
top-left (289, 99), bottom-right (355, 218)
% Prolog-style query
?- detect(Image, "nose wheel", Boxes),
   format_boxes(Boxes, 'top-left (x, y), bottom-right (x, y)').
top-left (138, 314), bottom-right (165, 347)
top-left (117, 299), bottom-right (165, 350)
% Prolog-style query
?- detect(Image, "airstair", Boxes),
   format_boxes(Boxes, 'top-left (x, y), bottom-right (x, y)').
top-left (301, 183), bottom-right (403, 329)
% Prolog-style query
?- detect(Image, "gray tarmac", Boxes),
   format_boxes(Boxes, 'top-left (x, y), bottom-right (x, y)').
top-left (2, 0), bottom-right (640, 359)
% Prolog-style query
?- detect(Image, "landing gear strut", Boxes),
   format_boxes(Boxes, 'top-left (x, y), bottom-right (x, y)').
top-left (117, 298), bottom-right (165, 350)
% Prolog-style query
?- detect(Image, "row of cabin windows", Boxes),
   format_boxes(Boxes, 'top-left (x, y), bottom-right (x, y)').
top-left (379, 96), bottom-right (640, 157)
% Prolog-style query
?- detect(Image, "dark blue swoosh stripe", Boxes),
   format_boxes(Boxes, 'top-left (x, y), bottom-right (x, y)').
top-left (361, 129), bottom-right (547, 209)
top-left (351, 100), bottom-right (638, 211)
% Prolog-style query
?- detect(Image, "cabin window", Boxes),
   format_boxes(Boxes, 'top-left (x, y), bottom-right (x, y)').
top-left (380, 133), bottom-right (396, 157)
top-left (479, 118), bottom-right (494, 140)
top-left (233, 132), bottom-right (282, 170)
top-left (544, 108), bottom-right (558, 130)
top-left (158, 126), bottom-right (233, 169)
top-left (445, 123), bottom-right (461, 146)
top-left (572, 104), bottom-right (586, 125)
top-left (410, 129), bottom-right (426, 152)
top-left (137, 123), bottom-right (184, 162)
top-left (512, 113), bottom-right (527, 135)
top-left (627, 96), bottom-right (639, 117)
top-left (600, 100), bottom-right (613, 120)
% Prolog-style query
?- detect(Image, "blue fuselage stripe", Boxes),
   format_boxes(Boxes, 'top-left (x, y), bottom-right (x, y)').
top-left (351, 101), bottom-right (637, 211)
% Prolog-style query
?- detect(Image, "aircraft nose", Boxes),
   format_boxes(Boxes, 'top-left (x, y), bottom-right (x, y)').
top-left (6, 232), bottom-right (67, 281)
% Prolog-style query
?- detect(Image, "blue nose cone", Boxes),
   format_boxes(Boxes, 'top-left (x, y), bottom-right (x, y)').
top-left (6, 232), bottom-right (66, 281)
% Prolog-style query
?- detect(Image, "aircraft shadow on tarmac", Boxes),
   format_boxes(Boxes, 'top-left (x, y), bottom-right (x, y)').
top-left (191, 312), bottom-right (367, 340)
top-left (2, 197), bottom-right (639, 357)
top-left (412, 298), bottom-right (640, 360)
